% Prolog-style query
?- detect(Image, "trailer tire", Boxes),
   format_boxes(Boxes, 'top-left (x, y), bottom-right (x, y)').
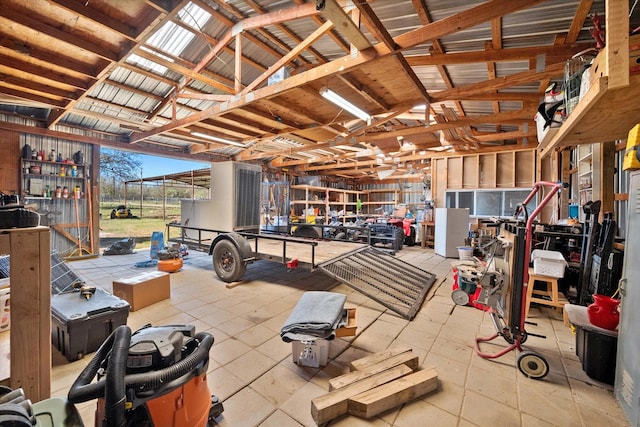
top-left (292, 224), bottom-right (321, 239)
top-left (212, 239), bottom-right (246, 282)
top-left (393, 227), bottom-right (404, 252)
top-left (335, 232), bottom-right (346, 241)
top-left (405, 226), bottom-right (416, 246)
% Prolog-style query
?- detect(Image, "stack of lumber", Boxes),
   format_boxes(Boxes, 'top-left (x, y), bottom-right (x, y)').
top-left (311, 346), bottom-right (438, 425)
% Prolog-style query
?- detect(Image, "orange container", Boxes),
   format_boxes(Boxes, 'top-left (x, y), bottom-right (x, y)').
top-left (158, 257), bottom-right (183, 273)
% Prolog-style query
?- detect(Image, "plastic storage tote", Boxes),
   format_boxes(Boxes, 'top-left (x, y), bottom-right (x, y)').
top-left (51, 288), bottom-right (129, 362)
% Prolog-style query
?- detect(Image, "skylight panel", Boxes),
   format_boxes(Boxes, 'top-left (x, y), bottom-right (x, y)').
top-left (127, 2), bottom-right (211, 75)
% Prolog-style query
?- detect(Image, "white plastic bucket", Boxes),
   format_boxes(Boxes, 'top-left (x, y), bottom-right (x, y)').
top-left (457, 246), bottom-right (473, 260)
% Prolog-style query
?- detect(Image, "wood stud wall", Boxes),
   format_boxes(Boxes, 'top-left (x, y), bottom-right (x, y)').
top-left (431, 148), bottom-right (537, 208)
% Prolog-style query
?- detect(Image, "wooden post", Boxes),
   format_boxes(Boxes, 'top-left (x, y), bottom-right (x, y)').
top-left (0, 226), bottom-right (51, 402)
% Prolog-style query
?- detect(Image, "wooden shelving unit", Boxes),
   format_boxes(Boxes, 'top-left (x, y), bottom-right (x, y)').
top-left (577, 145), bottom-right (592, 203)
top-left (290, 185), bottom-right (364, 224)
top-left (360, 188), bottom-right (398, 216)
top-left (539, 74), bottom-right (640, 157)
top-left (539, 0), bottom-right (636, 158)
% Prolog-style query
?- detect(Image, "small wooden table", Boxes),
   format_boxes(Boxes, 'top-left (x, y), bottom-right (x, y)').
top-left (421, 221), bottom-right (434, 248)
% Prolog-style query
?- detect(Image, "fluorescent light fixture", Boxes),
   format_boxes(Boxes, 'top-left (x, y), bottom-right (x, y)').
top-left (191, 132), bottom-right (246, 147)
top-left (319, 87), bottom-right (371, 122)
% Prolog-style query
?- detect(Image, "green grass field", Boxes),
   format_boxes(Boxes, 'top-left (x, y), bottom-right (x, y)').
top-left (99, 201), bottom-right (181, 247)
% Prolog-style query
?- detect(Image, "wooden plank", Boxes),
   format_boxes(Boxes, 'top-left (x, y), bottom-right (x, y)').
top-left (330, 351), bottom-right (418, 391)
top-left (311, 364), bottom-right (413, 425)
top-left (321, 0), bottom-right (372, 51)
top-left (496, 152), bottom-right (515, 187)
top-left (606, 0), bottom-right (629, 89)
top-left (515, 149), bottom-right (535, 187)
top-left (348, 368), bottom-right (439, 419)
top-left (349, 345), bottom-right (412, 371)
top-left (479, 153), bottom-right (497, 188)
top-left (6, 227), bottom-right (51, 402)
top-left (463, 155), bottom-right (479, 188)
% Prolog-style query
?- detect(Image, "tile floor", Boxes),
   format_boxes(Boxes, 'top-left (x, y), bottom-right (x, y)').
top-left (4, 245), bottom-right (629, 426)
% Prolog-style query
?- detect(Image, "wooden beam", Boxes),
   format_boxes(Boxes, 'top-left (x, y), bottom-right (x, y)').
top-left (0, 54), bottom-right (91, 91)
top-left (353, 0), bottom-right (396, 51)
top-left (405, 43), bottom-right (592, 66)
top-left (320, 0), bottom-right (372, 51)
top-left (241, 21), bottom-right (334, 94)
top-left (410, 0), bottom-right (459, 113)
top-left (566, 0), bottom-right (594, 43)
top-left (235, 34), bottom-right (243, 93)
top-left (337, 75), bottom-right (390, 110)
top-left (131, 0), bottom-right (549, 142)
top-left (278, 143), bottom-right (539, 170)
top-left (176, 93), bottom-right (232, 102)
top-left (133, 49), bottom-right (234, 94)
top-left (430, 62), bottom-right (565, 102)
top-left (242, 0), bottom-right (328, 64)
top-left (311, 364), bottom-right (413, 425)
top-left (231, 2), bottom-right (319, 33)
top-left (47, 0), bottom-right (179, 128)
top-left (1, 8), bottom-right (119, 62)
top-left (348, 368), bottom-right (438, 420)
top-left (49, 0), bottom-right (140, 39)
top-left (0, 86), bottom-right (67, 108)
top-left (393, 0), bottom-right (548, 52)
top-left (197, 0), bottom-right (308, 64)
top-left (236, 103), bottom-right (428, 161)
top-left (606, 0), bottom-right (629, 89)
top-left (0, 37), bottom-right (98, 79)
top-left (292, 0), bottom-right (351, 54)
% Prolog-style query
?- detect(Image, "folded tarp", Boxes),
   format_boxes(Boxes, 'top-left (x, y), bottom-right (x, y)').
top-left (281, 291), bottom-right (347, 342)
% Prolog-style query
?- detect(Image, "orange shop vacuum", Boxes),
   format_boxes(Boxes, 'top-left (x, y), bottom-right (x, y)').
top-left (0, 324), bottom-right (224, 426)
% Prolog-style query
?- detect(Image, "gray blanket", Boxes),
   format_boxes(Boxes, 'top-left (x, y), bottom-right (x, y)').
top-left (281, 291), bottom-right (347, 342)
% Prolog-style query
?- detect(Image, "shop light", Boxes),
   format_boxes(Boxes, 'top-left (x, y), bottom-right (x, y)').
top-left (319, 87), bottom-right (371, 122)
top-left (191, 132), bottom-right (246, 147)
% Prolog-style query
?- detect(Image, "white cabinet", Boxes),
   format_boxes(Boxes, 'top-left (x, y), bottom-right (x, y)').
top-left (434, 208), bottom-right (469, 258)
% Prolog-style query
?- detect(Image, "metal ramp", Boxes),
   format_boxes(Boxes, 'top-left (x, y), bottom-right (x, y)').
top-left (318, 246), bottom-right (437, 320)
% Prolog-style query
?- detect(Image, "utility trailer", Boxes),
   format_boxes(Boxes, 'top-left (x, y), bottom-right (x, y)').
top-left (166, 223), bottom-right (361, 282)
top-left (173, 162), bottom-right (436, 319)
top-left (166, 223), bottom-right (437, 320)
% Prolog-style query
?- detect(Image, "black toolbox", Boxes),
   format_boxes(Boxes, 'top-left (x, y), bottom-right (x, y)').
top-left (51, 288), bottom-right (130, 362)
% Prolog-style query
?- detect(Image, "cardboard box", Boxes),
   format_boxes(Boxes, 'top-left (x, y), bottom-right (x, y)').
top-left (112, 271), bottom-right (170, 311)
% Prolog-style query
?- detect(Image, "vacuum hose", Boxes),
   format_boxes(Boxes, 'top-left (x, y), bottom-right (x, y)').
top-left (68, 327), bottom-right (214, 408)
top-left (68, 326), bottom-right (123, 404)
top-left (105, 325), bottom-right (131, 427)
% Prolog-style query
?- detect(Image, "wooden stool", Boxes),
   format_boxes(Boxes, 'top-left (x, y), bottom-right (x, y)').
top-left (525, 268), bottom-right (568, 317)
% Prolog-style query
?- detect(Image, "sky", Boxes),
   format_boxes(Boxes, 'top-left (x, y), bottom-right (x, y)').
top-left (139, 154), bottom-right (209, 178)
